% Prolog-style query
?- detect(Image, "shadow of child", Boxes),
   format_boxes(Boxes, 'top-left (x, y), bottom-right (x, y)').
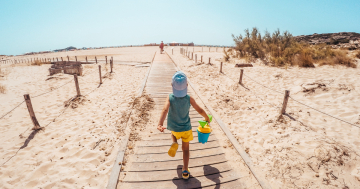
top-left (172, 165), bottom-right (202, 189)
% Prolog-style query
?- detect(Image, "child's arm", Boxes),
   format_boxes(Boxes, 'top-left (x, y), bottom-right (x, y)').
top-left (190, 96), bottom-right (210, 122)
top-left (157, 95), bottom-right (170, 132)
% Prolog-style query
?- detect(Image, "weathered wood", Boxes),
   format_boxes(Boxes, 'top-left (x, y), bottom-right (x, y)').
top-left (99, 65), bottom-right (102, 84)
top-left (220, 62), bottom-right (223, 73)
top-left (281, 90), bottom-right (290, 114)
top-left (57, 57), bottom-right (59, 62)
top-left (67, 56), bottom-right (69, 62)
top-left (208, 57), bottom-right (211, 64)
top-left (110, 59), bottom-right (113, 73)
top-left (195, 54), bottom-right (197, 63)
top-left (124, 162), bottom-right (231, 182)
top-left (106, 134), bottom-right (130, 189)
top-left (127, 153), bottom-right (225, 171)
top-left (201, 55), bottom-right (203, 63)
top-left (121, 171), bottom-right (242, 189)
top-left (75, 56), bottom-right (77, 62)
top-left (239, 69), bottom-right (243, 84)
top-left (73, 75), bottom-right (81, 96)
top-left (61, 57), bottom-right (64, 62)
top-left (105, 56), bottom-right (107, 64)
top-left (24, 94), bottom-right (41, 130)
top-left (95, 56), bottom-right (97, 64)
top-left (235, 63), bottom-right (253, 67)
top-left (86, 56), bottom-right (88, 62)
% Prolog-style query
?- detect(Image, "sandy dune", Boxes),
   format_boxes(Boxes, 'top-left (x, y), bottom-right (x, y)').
top-left (0, 47), bottom-right (156, 188)
top-left (166, 46), bottom-right (360, 188)
top-left (1, 45), bottom-right (360, 188)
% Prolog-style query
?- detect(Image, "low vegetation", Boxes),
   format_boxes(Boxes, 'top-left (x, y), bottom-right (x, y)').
top-left (230, 28), bottom-right (356, 68)
top-left (355, 51), bottom-right (360, 59)
top-left (32, 60), bottom-right (44, 66)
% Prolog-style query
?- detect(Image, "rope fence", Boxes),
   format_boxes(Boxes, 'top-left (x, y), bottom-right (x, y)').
top-left (177, 48), bottom-right (360, 129)
top-left (0, 56), bottom-right (119, 167)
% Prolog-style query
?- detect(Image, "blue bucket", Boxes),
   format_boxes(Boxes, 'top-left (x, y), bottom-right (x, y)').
top-left (197, 130), bottom-right (211, 144)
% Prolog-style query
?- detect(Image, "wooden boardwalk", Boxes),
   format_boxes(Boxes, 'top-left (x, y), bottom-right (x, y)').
top-left (118, 53), bottom-right (244, 189)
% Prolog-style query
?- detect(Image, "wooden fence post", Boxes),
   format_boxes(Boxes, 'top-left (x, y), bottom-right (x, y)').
top-left (195, 54), bottom-right (197, 63)
top-left (281, 90), bottom-right (290, 114)
top-left (220, 62), bottom-right (223, 73)
top-left (24, 94), bottom-right (41, 130)
top-left (95, 56), bottom-right (97, 64)
top-left (67, 56), bottom-right (69, 62)
top-left (110, 57), bottom-right (113, 73)
top-left (86, 56), bottom-right (88, 63)
top-left (99, 65), bottom-right (102, 84)
top-left (75, 56), bottom-right (77, 62)
top-left (239, 69), bottom-right (244, 84)
top-left (191, 52), bottom-right (193, 60)
top-left (106, 56), bottom-right (107, 64)
top-left (73, 75), bottom-right (81, 96)
top-left (201, 55), bottom-right (203, 63)
top-left (61, 57), bottom-right (64, 62)
top-left (208, 57), bottom-right (211, 64)
top-left (57, 57), bottom-right (59, 62)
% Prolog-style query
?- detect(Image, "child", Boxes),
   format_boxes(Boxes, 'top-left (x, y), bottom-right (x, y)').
top-left (157, 71), bottom-right (210, 179)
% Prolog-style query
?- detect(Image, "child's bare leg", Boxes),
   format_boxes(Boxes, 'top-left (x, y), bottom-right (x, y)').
top-left (182, 141), bottom-right (190, 171)
top-left (171, 134), bottom-right (177, 143)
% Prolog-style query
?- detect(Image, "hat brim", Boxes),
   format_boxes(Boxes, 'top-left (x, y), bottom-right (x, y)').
top-left (173, 87), bottom-right (187, 98)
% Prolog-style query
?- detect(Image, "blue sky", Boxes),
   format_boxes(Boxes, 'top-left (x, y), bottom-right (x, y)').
top-left (1, 0), bottom-right (359, 55)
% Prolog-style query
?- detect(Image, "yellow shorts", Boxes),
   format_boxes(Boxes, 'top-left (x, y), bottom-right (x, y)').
top-left (171, 130), bottom-right (193, 142)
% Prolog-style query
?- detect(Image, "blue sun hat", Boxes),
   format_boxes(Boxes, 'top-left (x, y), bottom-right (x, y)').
top-left (172, 71), bottom-right (187, 97)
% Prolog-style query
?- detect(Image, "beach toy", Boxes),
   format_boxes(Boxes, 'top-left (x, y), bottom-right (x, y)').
top-left (197, 115), bottom-right (212, 144)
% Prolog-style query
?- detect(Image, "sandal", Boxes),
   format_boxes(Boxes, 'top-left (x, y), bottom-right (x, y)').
top-left (182, 168), bottom-right (190, 179)
top-left (168, 142), bottom-right (178, 157)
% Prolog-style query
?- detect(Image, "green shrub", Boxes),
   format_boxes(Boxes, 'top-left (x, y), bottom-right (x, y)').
top-left (231, 28), bottom-right (356, 68)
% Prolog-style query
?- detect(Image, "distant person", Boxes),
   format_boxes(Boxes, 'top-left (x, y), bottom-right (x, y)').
top-left (157, 71), bottom-right (211, 179)
top-left (159, 41), bottom-right (164, 54)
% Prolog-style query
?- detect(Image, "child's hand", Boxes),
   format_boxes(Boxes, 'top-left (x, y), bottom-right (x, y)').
top-left (157, 125), bottom-right (166, 132)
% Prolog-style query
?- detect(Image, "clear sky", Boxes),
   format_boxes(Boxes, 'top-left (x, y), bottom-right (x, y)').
top-left (1, 0), bottom-right (359, 55)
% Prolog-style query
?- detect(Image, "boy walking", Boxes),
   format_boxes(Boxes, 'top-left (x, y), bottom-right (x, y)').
top-left (157, 71), bottom-right (210, 179)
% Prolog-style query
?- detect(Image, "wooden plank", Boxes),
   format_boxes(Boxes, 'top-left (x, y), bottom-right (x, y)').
top-left (136, 138), bottom-right (218, 147)
top-left (235, 63), bottom-right (253, 67)
top-left (124, 162), bottom-right (231, 182)
top-left (127, 153), bottom-right (226, 171)
top-left (120, 170), bottom-right (242, 189)
top-left (136, 140), bottom-right (220, 154)
top-left (132, 147), bottom-right (222, 162)
top-left (106, 134), bottom-right (129, 189)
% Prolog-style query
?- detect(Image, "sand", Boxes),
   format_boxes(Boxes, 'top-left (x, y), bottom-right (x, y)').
top-left (0, 47), bottom-right (156, 188)
top-left (166, 46), bottom-right (360, 188)
top-left (1, 45), bottom-right (360, 188)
